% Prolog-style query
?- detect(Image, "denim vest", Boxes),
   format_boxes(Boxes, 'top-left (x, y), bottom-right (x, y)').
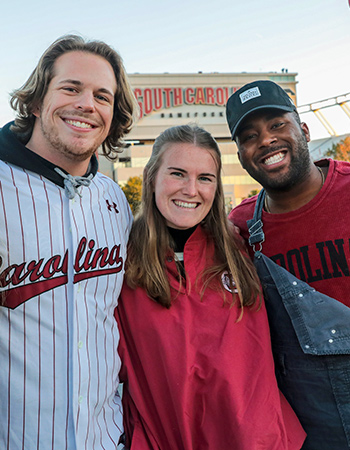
top-left (247, 190), bottom-right (350, 449)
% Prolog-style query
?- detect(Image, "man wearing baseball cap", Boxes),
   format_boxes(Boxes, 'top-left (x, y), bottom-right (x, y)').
top-left (227, 80), bottom-right (350, 449)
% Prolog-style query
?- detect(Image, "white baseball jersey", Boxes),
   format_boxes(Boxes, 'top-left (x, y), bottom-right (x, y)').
top-left (0, 122), bottom-right (133, 450)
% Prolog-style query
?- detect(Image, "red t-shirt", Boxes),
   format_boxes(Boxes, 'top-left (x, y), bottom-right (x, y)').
top-left (229, 159), bottom-right (350, 307)
top-left (116, 226), bottom-right (305, 449)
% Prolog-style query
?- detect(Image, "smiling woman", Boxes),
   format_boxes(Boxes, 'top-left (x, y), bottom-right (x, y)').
top-left (153, 142), bottom-right (217, 229)
top-left (115, 124), bottom-right (306, 450)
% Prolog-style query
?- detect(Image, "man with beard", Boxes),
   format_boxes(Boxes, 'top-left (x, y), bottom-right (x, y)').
top-left (226, 80), bottom-right (350, 449)
top-left (0, 35), bottom-right (137, 449)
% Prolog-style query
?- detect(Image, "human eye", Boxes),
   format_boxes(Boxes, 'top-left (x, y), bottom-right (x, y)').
top-left (240, 132), bottom-right (257, 143)
top-left (96, 94), bottom-right (110, 102)
top-left (271, 120), bottom-right (284, 129)
top-left (199, 175), bottom-right (213, 182)
top-left (95, 89), bottom-right (114, 103)
top-left (62, 86), bottom-right (78, 93)
top-left (170, 171), bottom-right (184, 177)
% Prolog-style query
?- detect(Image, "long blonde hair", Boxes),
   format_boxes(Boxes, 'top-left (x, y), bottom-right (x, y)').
top-left (125, 124), bottom-right (261, 310)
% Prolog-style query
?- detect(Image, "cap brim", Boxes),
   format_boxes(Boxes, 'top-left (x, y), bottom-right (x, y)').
top-left (231, 105), bottom-right (296, 140)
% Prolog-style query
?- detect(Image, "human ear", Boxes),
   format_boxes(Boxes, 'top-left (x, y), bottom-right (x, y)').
top-left (32, 104), bottom-right (41, 119)
top-left (301, 122), bottom-right (310, 142)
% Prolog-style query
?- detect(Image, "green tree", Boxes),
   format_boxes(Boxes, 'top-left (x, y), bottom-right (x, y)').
top-left (241, 188), bottom-right (261, 201)
top-left (120, 176), bottom-right (142, 215)
top-left (325, 136), bottom-right (350, 161)
top-left (247, 189), bottom-right (261, 198)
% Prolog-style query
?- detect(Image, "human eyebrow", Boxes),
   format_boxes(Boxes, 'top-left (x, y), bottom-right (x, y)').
top-left (58, 79), bottom-right (83, 87)
top-left (237, 123), bottom-right (253, 135)
top-left (96, 87), bottom-right (115, 98)
top-left (167, 166), bottom-right (187, 173)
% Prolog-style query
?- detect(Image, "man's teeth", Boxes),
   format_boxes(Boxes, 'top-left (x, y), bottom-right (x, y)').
top-left (174, 201), bottom-right (197, 209)
top-left (264, 152), bottom-right (285, 166)
top-left (66, 119), bottom-right (92, 129)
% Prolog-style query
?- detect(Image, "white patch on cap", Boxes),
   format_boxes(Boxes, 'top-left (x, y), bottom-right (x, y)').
top-left (240, 87), bottom-right (261, 104)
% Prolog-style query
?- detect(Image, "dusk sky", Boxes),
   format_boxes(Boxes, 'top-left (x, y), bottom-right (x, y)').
top-left (1, 0), bottom-right (349, 139)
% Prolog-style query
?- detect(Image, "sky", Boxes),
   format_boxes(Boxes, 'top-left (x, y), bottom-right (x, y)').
top-left (0, 0), bottom-right (349, 140)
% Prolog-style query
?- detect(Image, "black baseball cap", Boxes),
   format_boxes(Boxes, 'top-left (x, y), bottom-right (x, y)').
top-left (226, 80), bottom-right (297, 140)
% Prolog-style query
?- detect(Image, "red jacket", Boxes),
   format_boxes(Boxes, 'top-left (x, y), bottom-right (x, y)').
top-left (116, 225), bottom-right (305, 449)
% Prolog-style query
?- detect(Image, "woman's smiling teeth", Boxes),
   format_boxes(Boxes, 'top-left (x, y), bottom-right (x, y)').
top-left (263, 151), bottom-right (286, 166)
top-left (65, 119), bottom-right (93, 129)
top-left (173, 200), bottom-right (198, 209)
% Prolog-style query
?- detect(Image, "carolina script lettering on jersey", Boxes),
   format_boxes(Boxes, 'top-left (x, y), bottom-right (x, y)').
top-left (0, 237), bottom-right (123, 309)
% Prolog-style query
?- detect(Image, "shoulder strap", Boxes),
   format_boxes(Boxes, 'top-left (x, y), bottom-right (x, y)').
top-left (246, 189), bottom-right (266, 250)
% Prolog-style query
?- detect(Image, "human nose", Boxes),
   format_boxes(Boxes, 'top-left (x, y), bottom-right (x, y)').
top-left (258, 128), bottom-right (277, 148)
top-left (75, 91), bottom-right (95, 112)
top-left (182, 178), bottom-right (198, 197)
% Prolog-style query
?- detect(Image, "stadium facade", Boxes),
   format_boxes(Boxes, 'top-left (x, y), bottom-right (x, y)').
top-left (98, 72), bottom-right (298, 209)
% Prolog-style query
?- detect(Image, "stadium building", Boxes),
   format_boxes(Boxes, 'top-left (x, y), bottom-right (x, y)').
top-left (99, 72), bottom-right (298, 209)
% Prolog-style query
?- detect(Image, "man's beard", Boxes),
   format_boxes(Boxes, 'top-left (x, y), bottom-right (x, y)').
top-left (40, 116), bottom-right (98, 163)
